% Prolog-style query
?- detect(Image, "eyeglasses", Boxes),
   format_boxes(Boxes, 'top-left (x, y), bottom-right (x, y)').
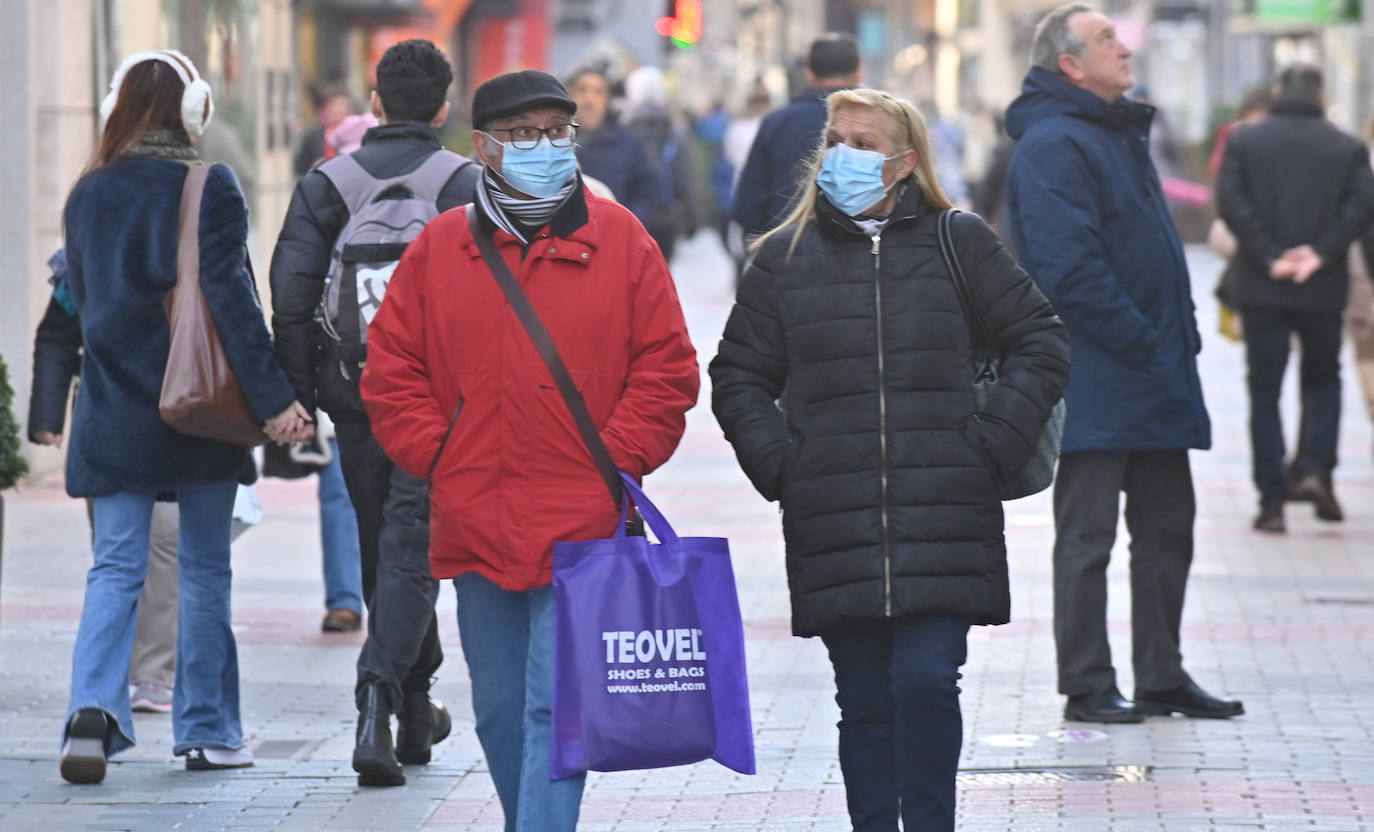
top-left (485, 122), bottom-right (579, 149)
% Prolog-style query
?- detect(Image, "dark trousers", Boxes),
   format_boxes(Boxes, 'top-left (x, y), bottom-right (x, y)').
top-left (333, 419), bottom-right (443, 709)
top-left (1053, 451), bottom-right (1193, 697)
top-left (820, 615), bottom-right (971, 832)
top-left (1241, 306), bottom-right (1343, 504)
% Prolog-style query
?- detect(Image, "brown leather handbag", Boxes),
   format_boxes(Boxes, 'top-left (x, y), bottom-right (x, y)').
top-left (159, 164), bottom-right (268, 446)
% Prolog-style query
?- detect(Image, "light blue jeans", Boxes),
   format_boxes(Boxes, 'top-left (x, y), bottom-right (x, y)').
top-left (455, 573), bottom-right (586, 832)
top-left (65, 482), bottom-right (243, 757)
top-left (319, 438), bottom-right (363, 614)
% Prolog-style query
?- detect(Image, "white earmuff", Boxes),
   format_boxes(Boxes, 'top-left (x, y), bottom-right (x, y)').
top-left (99, 49), bottom-right (214, 138)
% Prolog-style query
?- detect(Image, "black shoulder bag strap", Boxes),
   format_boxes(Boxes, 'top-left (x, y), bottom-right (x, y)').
top-left (937, 208), bottom-right (998, 383)
top-left (465, 204), bottom-right (624, 508)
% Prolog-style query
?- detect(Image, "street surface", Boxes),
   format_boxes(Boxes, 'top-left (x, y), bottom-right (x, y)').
top-left (2, 231), bottom-right (1372, 831)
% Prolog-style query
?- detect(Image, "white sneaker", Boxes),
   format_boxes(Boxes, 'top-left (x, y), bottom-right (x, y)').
top-left (185, 746), bottom-right (254, 771)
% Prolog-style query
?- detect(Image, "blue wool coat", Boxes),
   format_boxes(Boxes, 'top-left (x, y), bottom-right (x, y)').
top-left (1005, 68), bottom-right (1210, 453)
top-left (63, 158), bottom-right (296, 498)
top-left (730, 86), bottom-right (836, 238)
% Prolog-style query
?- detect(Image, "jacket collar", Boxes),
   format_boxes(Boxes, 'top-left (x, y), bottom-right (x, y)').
top-left (472, 174), bottom-right (593, 253)
top-left (795, 84), bottom-right (849, 105)
top-left (1269, 98), bottom-right (1324, 119)
top-left (360, 121), bottom-right (442, 147)
top-left (815, 182), bottom-right (926, 240)
top-left (1005, 67), bottom-right (1155, 139)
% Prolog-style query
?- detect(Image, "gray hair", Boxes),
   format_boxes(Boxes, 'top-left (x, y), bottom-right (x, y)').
top-left (1030, 3), bottom-right (1094, 74)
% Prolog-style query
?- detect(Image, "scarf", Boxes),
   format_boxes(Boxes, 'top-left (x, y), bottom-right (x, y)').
top-left (476, 166), bottom-right (578, 244)
top-left (123, 128), bottom-right (199, 162)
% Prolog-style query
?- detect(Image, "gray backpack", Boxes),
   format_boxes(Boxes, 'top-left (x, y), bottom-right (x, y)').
top-left (317, 149), bottom-right (470, 371)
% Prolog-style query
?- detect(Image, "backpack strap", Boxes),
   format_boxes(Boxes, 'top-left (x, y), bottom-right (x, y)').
top-left (405, 150), bottom-right (471, 204)
top-left (315, 153), bottom-right (388, 219)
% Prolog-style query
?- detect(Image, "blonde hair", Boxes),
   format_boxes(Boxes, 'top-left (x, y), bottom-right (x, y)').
top-left (753, 88), bottom-right (953, 257)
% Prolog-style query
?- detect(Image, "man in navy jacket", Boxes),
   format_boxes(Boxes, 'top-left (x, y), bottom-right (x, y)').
top-left (1007, 3), bottom-right (1241, 724)
top-left (730, 34), bottom-right (859, 239)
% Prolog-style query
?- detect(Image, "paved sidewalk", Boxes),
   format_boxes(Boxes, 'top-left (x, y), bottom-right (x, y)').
top-left (2, 233), bottom-right (1372, 831)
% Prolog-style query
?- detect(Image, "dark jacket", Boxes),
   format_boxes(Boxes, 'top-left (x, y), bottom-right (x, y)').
top-left (1005, 68), bottom-right (1210, 454)
top-left (1217, 99), bottom-right (1374, 311)
top-left (729, 86), bottom-right (839, 238)
top-left (269, 122), bottom-right (480, 420)
top-left (710, 187), bottom-right (1070, 636)
top-left (627, 104), bottom-right (701, 243)
top-left (28, 293), bottom-right (83, 441)
top-left (62, 159), bottom-right (296, 498)
top-left (575, 117), bottom-right (659, 229)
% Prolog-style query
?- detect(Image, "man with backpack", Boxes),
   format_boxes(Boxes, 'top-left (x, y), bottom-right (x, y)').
top-left (269, 39), bottom-right (480, 787)
top-left (358, 69), bottom-right (699, 831)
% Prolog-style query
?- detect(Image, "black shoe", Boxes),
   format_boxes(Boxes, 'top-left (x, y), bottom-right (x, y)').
top-left (1294, 474), bottom-right (1343, 522)
top-left (1284, 463), bottom-right (1310, 502)
top-left (1063, 687), bottom-right (1146, 724)
top-left (352, 683), bottom-right (404, 787)
top-left (395, 691), bottom-right (452, 766)
top-left (60, 708), bottom-right (109, 784)
top-left (1253, 502), bottom-right (1285, 534)
top-left (1135, 679), bottom-right (1244, 719)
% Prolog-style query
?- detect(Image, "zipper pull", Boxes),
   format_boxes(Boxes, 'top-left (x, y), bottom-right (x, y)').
top-left (871, 235), bottom-right (881, 255)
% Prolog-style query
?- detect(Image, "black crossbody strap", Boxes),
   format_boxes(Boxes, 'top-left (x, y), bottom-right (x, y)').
top-left (937, 209), bottom-right (997, 380)
top-left (465, 205), bottom-right (624, 507)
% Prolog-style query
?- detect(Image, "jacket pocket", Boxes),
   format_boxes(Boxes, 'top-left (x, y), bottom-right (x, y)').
top-left (959, 415), bottom-right (1001, 493)
top-left (427, 398), bottom-right (465, 482)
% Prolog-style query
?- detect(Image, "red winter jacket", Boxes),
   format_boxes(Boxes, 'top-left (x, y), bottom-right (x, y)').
top-left (360, 190), bottom-right (699, 589)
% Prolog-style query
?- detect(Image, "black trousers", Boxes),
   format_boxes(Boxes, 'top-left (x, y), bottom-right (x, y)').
top-left (333, 419), bottom-right (442, 709)
top-left (1052, 450), bottom-right (1194, 697)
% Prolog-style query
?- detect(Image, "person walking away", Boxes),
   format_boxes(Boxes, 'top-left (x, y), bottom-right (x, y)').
top-left (730, 33), bottom-right (859, 240)
top-left (1006, 3), bottom-right (1243, 724)
top-left (712, 88), bottom-right (1069, 832)
top-left (624, 65), bottom-right (701, 263)
top-left (567, 66), bottom-right (659, 233)
top-left (360, 70), bottom-right (699, 831)
top-left (1217, 64), bottom-right (1374, 532)
top-left (28, 250), bottom-right (181, 714)
top-left (270, 39), bottom-right (480, 786)
top-left (59, 49), bottom-right (312, 784)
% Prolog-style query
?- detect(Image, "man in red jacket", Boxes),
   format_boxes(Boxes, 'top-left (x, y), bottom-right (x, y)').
top-left (360, 70), bottom-right (699, 830)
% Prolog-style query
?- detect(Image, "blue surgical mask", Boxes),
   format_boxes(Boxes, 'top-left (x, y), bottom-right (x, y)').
top-left (493, 136), bottom-right (579, 198)
top-left (817, 143), bottom-right (901, 217)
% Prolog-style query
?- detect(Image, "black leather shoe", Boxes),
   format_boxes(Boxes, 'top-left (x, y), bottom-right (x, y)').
top-left (352, 682), bottom-right (404, 786)
top-left (1294, 474), bottom-right (1343, 522)
top-left (395, 691), bottom-right (452, 765)
top-left (1063, 687), bottom-right (1146, 724)
top-left (1135, 680), bottom-right (1244, 719)
top-left (1253, 502), bottom-right (1285, 534)
top-left (60, 708), bottom-right (109, 784)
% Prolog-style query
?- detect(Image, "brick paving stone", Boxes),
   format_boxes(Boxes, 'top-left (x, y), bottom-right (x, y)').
top-left (3, 236), bottom-right (1374, 831)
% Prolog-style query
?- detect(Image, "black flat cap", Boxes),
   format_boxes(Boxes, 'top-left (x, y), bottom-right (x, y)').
top-left (471, 70), bottom-right (576, 129)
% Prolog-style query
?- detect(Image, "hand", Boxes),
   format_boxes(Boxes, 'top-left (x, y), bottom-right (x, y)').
top-left (1288, 245), bottom-right (1323, 284)
top-left (1269, 257), bottom-right (1297, 281)
top-left (265, 401), bottom-right (315, 445)
top-left (33, 431), bottom-right (63, 448)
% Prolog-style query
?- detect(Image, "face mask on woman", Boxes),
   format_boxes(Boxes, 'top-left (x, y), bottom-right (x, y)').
top-left (495, 136), bottom-right (579, 198)
top-left (817, 142), bottom-right (902, 217)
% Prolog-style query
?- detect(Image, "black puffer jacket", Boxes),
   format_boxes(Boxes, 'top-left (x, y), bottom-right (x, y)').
top-left (28, 295), bottom-right (83, 441)
top-left (269, 122), bottom-right (480, 420)
top-left (710, 187), bottom-right (1069, 636)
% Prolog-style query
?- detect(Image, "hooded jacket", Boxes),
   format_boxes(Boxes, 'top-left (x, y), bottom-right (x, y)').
top-left (1005, 68), bottom-right (1210, 454)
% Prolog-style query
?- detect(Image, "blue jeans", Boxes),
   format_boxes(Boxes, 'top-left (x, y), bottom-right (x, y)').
top-left (319, 438), bottom-right (363, 614)
top-left (455, 574), bottom-right (585, 832)
top-left (65, 482), bottom-right (243, 757)
top-left (820, 615), bottom-right (972, 832)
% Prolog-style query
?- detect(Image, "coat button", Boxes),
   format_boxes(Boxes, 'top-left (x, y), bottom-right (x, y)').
top-left (580, 252), bottom-right (589, 260)
top-left (548, 247), bottom-right (556, 254)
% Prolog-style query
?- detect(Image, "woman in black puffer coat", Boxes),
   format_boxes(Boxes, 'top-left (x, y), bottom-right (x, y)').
top-left (710, 88), bottom-right (1069, 832)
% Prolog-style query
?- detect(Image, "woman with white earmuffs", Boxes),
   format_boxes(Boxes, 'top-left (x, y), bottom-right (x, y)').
top-left (58, 50), bottom-right (313, 784)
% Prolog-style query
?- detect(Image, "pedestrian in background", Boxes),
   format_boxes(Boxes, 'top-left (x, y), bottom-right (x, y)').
top-left (731, 34), bottom-right (859, 241)
top-left (1006, 3), bottom-right (1242, 724)
top-left (568, 66), bottom-right (660, 231)
top-left (360, 70), bottom-right (699, 831)
top-left (270, 39), bottom-right (478, 787)
top-left (1218, 64), bottom-right (1374, 532)
top-left (59, 49), bottom-right (311, 784)
top-left (28, 250), bottom-right (181, 715)
top-left (624, 65), bottom-right (701, 263)
top-left (712, 87), bottom-right (1069, 832)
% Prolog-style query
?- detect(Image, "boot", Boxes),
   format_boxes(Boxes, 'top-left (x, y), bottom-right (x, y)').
top-left (395, 690), bottom-right (452, 765)
top-left (352, 682), bottom-right (404, 787)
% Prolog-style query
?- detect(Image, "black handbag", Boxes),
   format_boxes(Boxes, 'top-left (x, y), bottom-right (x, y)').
top-left (937, 209), bottom-right (1066, 500)
top-left (466, 205), bottom-right (644, 535)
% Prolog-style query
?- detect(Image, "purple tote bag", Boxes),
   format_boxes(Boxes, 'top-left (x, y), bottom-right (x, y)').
top-left (551, 472), bottom-right (755, 779)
